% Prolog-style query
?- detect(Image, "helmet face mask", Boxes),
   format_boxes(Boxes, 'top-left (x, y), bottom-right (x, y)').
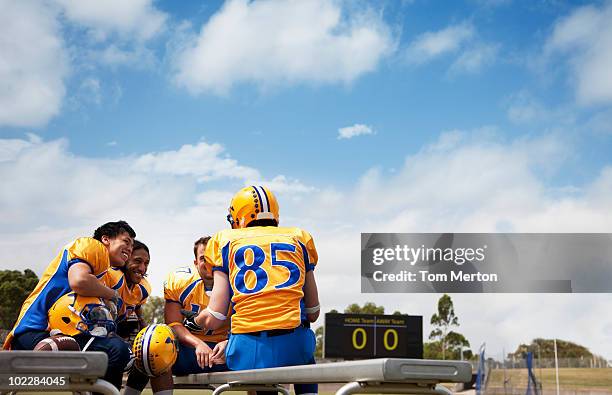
top-left (80, 304), bottom-right (116, 337)
top-left (50, 293), bottom-right (115, 338)
top-left (226, 213), bottom-right (236, 229)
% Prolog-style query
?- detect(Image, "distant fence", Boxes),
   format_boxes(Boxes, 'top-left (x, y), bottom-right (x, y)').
top-left (487, 358), bottom-right (610, 369)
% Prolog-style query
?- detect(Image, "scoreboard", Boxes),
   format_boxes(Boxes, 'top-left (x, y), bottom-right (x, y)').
top-left (324, 313), bottom-right (423, 359)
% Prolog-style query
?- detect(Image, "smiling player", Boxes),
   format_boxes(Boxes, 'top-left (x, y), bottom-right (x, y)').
top-left (3, 221), bottom-right (136, 390)
top-left (104, 239), bottom-right (152, 341)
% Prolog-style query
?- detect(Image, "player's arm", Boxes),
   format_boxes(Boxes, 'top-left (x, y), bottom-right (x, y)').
top-left (303, 270), bottom-right (320, 322)
top-left (165, 302), bottom-right (214, 368)
top-left (193, 270), bottom-right (231, 330)
top-left (68, 262), bottom-right (116, 299)
top-left (165, 302), bottom-right (206, 348)
top-left (135, 305), bottom-right (146, 329)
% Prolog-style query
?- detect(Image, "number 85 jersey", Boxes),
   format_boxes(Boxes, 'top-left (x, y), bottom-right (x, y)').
top-left (206, 226), bottom-right (318, 334)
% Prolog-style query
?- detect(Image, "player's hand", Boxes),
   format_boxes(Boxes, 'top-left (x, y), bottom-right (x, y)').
top-left (210, 340), bottom-right (227, 364)
top-left (195, 342), bottom-right (213, 369)
top-left (180, 309), bottom-right (204, 332)
top-left (103, 289), bottom-right (120, 320)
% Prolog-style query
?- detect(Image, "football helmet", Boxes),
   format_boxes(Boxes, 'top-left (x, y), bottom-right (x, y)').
top-left (48, 292), bottom-right (116, 337)
top-left (227, 185), bottom-right (279, 229)
top-left (132, 324), bottom-right (178, 377)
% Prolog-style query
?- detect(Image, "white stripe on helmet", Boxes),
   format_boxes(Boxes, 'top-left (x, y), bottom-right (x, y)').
top-left (141, 324), bottom-right (156, 376)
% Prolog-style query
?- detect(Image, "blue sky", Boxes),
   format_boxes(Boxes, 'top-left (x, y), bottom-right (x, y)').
top-left (2, 0), bottom-right (612, 360)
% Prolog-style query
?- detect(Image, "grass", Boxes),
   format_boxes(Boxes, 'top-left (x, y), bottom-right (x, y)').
top-left (488, 367), bottom-right (612, 390)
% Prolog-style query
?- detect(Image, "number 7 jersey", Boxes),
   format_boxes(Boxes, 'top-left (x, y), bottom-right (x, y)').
top-left (206, 226), bottom-right (318, 334)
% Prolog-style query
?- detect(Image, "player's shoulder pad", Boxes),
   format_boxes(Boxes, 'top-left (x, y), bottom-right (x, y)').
top-left (280, 226), bottom-right (314, 242)
top-left (165, 266), bottom-right (198, 290)
top-left (103, 266), bottom-right (124, 288)
top-left (67, 237), bottom-right (110, 274)
top-left (138, 277), bottom-right (152, 301)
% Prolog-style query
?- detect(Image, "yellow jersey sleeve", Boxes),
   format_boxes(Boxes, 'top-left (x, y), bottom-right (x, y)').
top-left (164, 267), bottom-right (195, 303)
top-left (138, 278), bottom-right (152, 305)
top-left (206, 232), bottom-right (226, 272)
top-left (102, 267), bottom-right (124, 288)
top-left (67, 237), bottom-right (110, 276)
top-left (299, 229), bottom-right (318, 271)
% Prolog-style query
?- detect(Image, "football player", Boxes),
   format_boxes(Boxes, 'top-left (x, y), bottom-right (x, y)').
top-left (122, 236), bottom-right (229, 395)
top-left (4, 220), bottom-right (136, 390)
top-left (185, 186), bottom-right (320, 395)
top-left (105, 239), bottom-right (152, 342)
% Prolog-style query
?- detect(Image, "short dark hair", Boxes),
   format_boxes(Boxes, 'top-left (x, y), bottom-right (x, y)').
top-left (247, 219), bottom-right (278, 227)
top-left (193, 236), bottom-right (211, 258)
top-left (133, 239), bottom-right (149, 254)
top-left (93, 220), bottom-right (136, 241)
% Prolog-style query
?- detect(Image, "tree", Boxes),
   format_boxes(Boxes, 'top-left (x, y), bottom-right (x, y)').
top-left (344, 302), bottom-right (385, 314)
top-left (510, 338), bottom-right (601, 360)
top-left (314, 326), bottom-right (324, 358)
top-left (0, 269), bottom-right (39, 329)
top-left (429, 294), bottom-right (470, 360)
top-left (141, 296), bottom-right (165, 324)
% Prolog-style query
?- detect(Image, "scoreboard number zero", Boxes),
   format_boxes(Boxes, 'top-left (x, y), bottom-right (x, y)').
top-left (351, 327), bottom-right (399, 351)
top-left (324, 313), bottom-right (423, 359)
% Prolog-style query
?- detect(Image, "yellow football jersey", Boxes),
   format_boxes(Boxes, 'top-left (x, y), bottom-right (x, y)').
top-left (206, 226), bottom-right (318, 334)
top-left (3, 237), bottom-right (110, 350)
top-left (164, 266), bottom-right (229, 343)
top-left (103, 267), bottom-right (151, 322)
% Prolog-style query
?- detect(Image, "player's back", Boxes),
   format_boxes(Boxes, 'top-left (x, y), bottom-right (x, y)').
top-left (3, 237), bottom-right (109, 349)
top-left (208, 226), bottom-right (317, 334)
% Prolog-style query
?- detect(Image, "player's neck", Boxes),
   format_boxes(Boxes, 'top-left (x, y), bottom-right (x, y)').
top-left (203, 278), bottom-right (214, 289)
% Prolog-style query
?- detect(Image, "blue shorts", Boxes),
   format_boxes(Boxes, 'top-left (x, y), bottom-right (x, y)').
top-left (226, 326), bottom-right (317, 395)
top-left (172, 341), bottom-right (229, 376)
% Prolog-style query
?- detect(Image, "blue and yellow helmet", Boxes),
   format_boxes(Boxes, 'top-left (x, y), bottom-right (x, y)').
top-left (227, 186), bottom-right (279, 229)
top-left (48, 292), bottom-right (116, 337)
top-left (133, 324), bottom-right (178, 377)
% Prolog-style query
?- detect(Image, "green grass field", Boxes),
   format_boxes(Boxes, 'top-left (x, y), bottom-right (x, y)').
top-left (488, 367), bottom-right (612, 390)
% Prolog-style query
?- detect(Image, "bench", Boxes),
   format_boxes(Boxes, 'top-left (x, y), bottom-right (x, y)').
top-left (0, 351), bottom-right (118, 395)
top-left (173, 358), bottom-right (472, 395)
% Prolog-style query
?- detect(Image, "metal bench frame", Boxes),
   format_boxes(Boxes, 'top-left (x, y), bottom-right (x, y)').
top-left (0, 353), bottom-right (470, 395)
top-left (173, 358), bottom-right (472, 395)
top-left (0, 351), bottom-right (118, 395)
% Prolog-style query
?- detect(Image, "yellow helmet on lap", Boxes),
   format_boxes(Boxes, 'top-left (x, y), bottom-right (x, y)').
top-left (133, 324), bottom-right (178, 377)
top-left (227, 186), bottom-right (279, 229)
top-left (48, 292), bottom-right (116, 337)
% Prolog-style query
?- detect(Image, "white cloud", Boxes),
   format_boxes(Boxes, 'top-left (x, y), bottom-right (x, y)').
top-left (53, 0), bottom-right (167, 41)
top-left (545, 2), bottom-right (612, 105)
top-left (0, 0), bottom-right (68, 127)
top-left (133, 141), bottom-right (261, 182)
top-left (173, 0), bottom-right (395, 95)
top-left (2, 132), bottom-right (612, 359)
top-left (337, 124), bottom-right (375, 140)
top-left (79, 78), bottom-right (101, 105)
top-left (505, 91), bottom-right (550, 124)
top-left (405, 23), bottom-right (475, 64)
top-left (303, 130), bottom-right (612, 359)
top-left (93, 45), bottom-right (157, 69)
top-left (450, 43), bottom-right (498, 73)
